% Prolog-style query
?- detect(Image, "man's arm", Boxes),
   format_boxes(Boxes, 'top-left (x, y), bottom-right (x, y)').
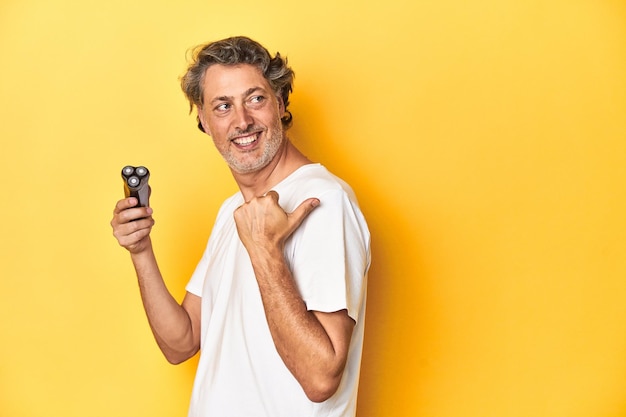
top-left (234, 191), bottom-right (355, 402)
top-left (111, 197), bottom-right (201, 364)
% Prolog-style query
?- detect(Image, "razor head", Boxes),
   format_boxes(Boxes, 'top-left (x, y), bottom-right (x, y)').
top-left (122, 165), bottom-right (150, 207)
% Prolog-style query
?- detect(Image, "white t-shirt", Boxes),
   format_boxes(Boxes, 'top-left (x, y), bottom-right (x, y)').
top-left (185, 163), bottom-right (371, 417)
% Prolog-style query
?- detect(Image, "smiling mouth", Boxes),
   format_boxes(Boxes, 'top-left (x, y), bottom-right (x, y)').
top-left (231, 130), bottom-right (262, 146)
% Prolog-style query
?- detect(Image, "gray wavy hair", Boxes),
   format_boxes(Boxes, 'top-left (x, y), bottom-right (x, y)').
top-left (180, 36), bottom-right (295, 132)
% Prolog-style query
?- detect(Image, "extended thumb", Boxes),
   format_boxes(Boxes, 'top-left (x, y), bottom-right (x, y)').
top-left (288, 198), bottom-right (320, 229)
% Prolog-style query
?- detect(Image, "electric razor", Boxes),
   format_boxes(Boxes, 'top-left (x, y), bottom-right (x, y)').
top-left (121, 165), bottom-right (150, 207)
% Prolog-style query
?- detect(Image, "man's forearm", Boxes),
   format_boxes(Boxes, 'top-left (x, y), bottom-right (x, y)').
top-left (233, 192), bottom-right (352, 400)
top-left (249, 247), bottom-right (352, 402)
top-left (130, 242), bottom-right (199, 364)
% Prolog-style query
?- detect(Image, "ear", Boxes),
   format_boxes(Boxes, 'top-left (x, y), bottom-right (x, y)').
top-left (276, 95), bottom-right (285, 117)
top-left (197, 106), bottom-right (212, 136)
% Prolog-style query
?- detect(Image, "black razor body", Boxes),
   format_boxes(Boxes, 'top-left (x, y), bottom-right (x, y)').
top-left (122, 165), bottom-right (150, 207)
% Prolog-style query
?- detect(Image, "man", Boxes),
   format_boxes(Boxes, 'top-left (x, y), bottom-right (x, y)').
top-left (111, 36), bottom-right (371, 417)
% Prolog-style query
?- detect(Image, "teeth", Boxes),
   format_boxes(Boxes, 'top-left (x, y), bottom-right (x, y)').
top-left (233, 134), bottom-right (257, 145)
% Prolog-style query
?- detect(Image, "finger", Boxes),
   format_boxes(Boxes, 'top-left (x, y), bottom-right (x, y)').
top-left (265, 190), bottom-right (280, 203)
top-left (113, 197), bottom-right (139, 214)
top-left (117, 227), bottom-right (151, 251)
top-left (118, 207), bottom-right (153, 224)
top-left (111, 206), bottom-right (153, 234)
top-left (287, 197), bottom-right (320, 234)
top-left (114, 216), bottom-right (154, 243)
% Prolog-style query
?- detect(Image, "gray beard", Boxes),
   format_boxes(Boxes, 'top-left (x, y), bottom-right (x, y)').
top-left (223, 124), bottom-right (284, 174)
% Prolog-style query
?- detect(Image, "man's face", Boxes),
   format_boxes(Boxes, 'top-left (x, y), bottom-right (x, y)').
top-left (197, 64), bottom-right (285, 174)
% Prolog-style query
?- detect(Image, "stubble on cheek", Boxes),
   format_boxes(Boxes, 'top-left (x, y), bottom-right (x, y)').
top-left (221, 122), bottom-right (284, 174)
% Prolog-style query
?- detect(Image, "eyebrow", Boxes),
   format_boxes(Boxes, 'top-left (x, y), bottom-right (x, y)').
top-left (209, 86), bottom-right (267, 105)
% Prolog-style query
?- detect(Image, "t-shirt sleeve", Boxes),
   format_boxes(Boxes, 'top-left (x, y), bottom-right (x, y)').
top-left (186, 241), bottom-right (210, 297)
top-left (288, 188), bottom-right (370, 323)
top-left (184, 194), bottom-right (241, 297)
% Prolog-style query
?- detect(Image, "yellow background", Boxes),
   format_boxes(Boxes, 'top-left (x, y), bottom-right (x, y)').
top-left (1, 0), bottom-right (625, 416)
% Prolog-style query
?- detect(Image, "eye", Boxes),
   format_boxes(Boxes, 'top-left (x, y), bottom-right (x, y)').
top-left (249, 95), bottom-right (265, 105)
top-left (214, 103), bottom-right (231, 112)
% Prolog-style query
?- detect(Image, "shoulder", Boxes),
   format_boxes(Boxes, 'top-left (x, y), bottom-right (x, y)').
top-left (276, 164), bottom-right (359, 208)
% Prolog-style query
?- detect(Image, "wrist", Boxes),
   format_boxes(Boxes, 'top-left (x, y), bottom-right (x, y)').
top-left (129, 237), bottom-right (154, 257)
top-left (248, 244), bottom-right (285, 273)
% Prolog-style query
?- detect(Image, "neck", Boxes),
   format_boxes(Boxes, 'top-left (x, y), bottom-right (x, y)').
top-left (232, 139), bottom-right (312, 201)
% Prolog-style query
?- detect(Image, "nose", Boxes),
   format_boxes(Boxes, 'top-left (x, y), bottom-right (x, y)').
top-left (233, 105), bottom-right (254, 131)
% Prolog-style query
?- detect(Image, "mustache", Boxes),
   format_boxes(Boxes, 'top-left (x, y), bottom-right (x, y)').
top-left (229, 126), bottom-right (265, 140)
